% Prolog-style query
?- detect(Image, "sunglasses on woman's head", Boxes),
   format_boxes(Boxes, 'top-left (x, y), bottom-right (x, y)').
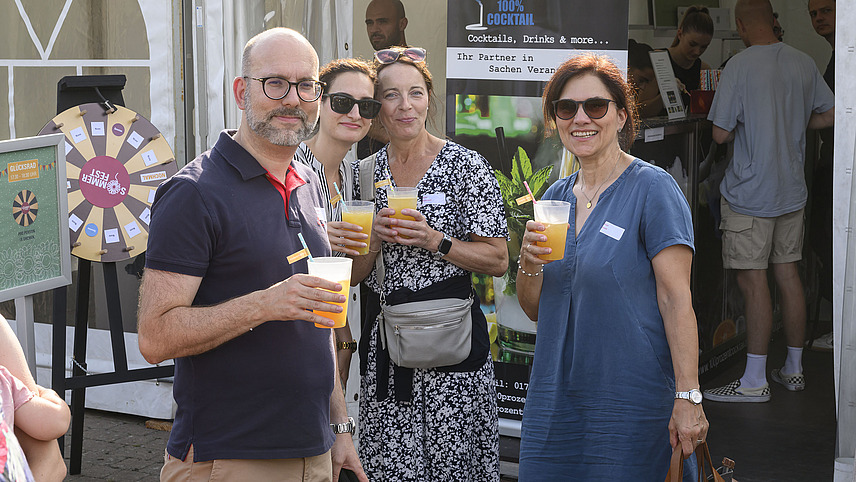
top-left (552, 98), bottom-right (616, 120)
top-left (374, 47), bottom-right (427, 65)
top-left (324, 93), bottom-right (382, 119)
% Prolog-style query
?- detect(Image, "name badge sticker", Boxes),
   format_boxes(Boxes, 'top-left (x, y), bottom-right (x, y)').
top-left (314, 207), bottom-right (328, 228)
top-left (287, 248), bottom-right (309, 264)
top-left (423, 193), bottom-right (446, 205)
top-left (599, 221), bottom-right (625, 241)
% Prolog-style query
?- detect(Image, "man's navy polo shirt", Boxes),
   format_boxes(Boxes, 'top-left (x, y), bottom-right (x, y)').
top-left (146, 130), bottom-right (335, 462)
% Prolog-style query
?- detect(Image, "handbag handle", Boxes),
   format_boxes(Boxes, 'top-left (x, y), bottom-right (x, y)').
top-left (665, 441), bottom-right (726, 482)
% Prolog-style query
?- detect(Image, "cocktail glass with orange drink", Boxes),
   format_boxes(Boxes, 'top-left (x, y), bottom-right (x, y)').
top-left (533, 200), bottom-right (571, 261)
top-left (308, 257), bottom-right (353, 328)
top-left (341, 200), bottom-right (374, 255)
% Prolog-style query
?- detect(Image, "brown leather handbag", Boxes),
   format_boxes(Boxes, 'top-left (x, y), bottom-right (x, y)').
top-left (665, 441), bottom-right (734, 482)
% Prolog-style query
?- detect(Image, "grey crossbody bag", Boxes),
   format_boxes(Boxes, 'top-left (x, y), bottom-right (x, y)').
top-left (358, 154), bottom-right (473, 369)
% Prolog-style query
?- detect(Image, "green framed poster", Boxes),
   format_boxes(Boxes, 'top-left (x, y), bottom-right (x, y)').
top-left (0, 133), bottom-right (71, 302)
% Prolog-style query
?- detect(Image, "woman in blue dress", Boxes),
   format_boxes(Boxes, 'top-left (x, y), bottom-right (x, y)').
top-left (516, 53), bottom-right (709, 480)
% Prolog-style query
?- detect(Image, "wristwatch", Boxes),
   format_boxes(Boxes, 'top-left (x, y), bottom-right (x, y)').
top-left (675, 388), bottom-right (704, 405)
top-left (331, 416), bottom-right (356, 435)
top-left (337, 340), bottom-right (357, 353)
top-left (433, 233), bottom-right (452, 258)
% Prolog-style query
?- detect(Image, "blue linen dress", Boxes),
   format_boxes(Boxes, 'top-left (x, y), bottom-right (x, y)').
top-left (518, 159), bottom-right (696, 480)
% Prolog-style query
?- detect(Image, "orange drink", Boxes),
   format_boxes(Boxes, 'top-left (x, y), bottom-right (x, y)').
top-left (533, 200), bottom-right (571, 261)
top-left (307, 257), bottom-right (353, 328)
top-left (313, 279), bottom-right (350, 328)
top-left (536, 223), bottom-right (570, 260)
top-left (341, 200), bottom-right (374, 255)
top-left (387, 186), bottom-right (418, 221)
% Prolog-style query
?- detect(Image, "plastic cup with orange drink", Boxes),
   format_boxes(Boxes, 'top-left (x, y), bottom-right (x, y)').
top-left (386, 186), bottom-right (418, 221)
top-left (308, 257), bottom-right (352, 328)
top-left (533, 200), bottom-right (571, 261)
top-left (341, 200), bottom-right (374, 255)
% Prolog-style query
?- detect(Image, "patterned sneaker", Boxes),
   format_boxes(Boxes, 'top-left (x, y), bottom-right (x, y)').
top-left (703, 379), bottom-right (771, 403)
top-left (770, 368), bottom-right (805, 391)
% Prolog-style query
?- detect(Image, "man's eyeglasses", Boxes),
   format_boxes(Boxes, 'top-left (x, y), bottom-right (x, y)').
top-left (374, 47), bottom-right (427, 65)
top-left (552, 98), bottom-right (616, 120)
top-left (324, 93), bottom-right (382, 119)
top-left (245, 77), bottom-right (325, 102)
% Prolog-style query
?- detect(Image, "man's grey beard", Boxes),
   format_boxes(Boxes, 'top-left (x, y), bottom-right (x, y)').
top-left (245, 90), bottom-right (318, 146)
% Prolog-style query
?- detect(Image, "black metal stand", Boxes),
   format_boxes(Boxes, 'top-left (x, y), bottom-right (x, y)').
top-left (51, 260), bottom-right (173, 475)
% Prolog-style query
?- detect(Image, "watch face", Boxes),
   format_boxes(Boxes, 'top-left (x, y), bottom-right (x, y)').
top-left (690, 390), bottom-right (703, 404)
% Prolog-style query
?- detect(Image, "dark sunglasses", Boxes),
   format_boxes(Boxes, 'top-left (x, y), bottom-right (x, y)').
top-left (323, 93), bottom-right (382, 119)
top-left (552, 98), bottom-right (616, 120)
top-left (374, 47), bottom-right (427, 65)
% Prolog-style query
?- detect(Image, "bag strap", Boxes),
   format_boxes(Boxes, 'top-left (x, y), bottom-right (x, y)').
top-left (665, 442), bottom-right (726, 482)
top-left (697, 442), bottom-right (726, 482)
top-left (359, 153), bottom-right (378, 202)
top-left (666, 445), bottom-right (684, 482)
top-left (357, 152), bottom-right (387, 303)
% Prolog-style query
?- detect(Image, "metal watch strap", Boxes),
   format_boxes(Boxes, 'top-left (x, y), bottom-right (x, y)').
top-left (337, 340), bottom-right (357, 352)
top-left (331, 416), bottom-right (355, 434)
top-left (675, 388), bottom-right (703, 405)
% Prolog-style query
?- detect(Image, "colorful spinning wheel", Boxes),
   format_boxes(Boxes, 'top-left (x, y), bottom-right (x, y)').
top-left (12, 189), bottom-right (38, 227)
top-left (38, 103), bottom-right (178, 263)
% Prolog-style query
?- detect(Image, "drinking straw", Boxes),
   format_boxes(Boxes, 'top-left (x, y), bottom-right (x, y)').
top-left (523, 180), bottom-right (537, 204)
top-left (333, 182), bottom-right (342, 198)
top-left (297, 233), bottom-right (314, 261)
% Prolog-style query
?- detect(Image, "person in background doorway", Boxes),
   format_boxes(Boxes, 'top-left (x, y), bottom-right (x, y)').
top-left (807, 0), bottom-right (835, 352)
top-left (628, 39), bottom-right (663, 118)
top-left (668, 6), bottom-right (714, 103)
top-left (359, 0), bottom-right (409, 159)
top-left (365, 0), bottom-right (408, 51)
top-left (138, 28), bottom-right (366, 481)
top-left (704, 0), bottom-right (834, 403)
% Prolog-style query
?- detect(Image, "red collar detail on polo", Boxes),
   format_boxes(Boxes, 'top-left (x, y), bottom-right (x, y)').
top-left (264, 164), bottom-right (306, 220)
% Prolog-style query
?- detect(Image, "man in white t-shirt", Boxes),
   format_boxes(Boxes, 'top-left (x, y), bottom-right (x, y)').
top-left (703, 0), bottom-right (834, 403)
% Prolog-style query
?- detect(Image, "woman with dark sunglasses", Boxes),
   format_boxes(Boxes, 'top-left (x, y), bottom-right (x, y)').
top-left (515, 53), bottom-right (708, 480)
top-left (349, 46), bottom-right (508, 481)
top-left (294, 58), bottom-right (379, 390)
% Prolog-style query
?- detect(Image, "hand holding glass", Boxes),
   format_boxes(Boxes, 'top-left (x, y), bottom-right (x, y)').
top-left (308, 257), bottom-right (352, 328)
top-left (533, 200), bottom-right (571, 260)
top-left (341, 201), bottom-right (374, 255)
top-left (386, 186), bottom-right (418, 221)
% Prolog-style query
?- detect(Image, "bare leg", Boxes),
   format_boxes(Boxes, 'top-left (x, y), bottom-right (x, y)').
top-left (771, 262), bottom-right (806, 348)
top-left (736, 269), bottom-right (773, 355)
top-left (0, 316), bottom-right (68, 482)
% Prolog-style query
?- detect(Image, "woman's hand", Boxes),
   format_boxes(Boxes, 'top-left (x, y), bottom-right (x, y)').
top-left (327, 220), bottom-right (368, 257)
top-left (669, 400), bottom-right (709, 457)
top-left (519, 220), bottom-right (555, 271)
top-left (382, 209), bottom-right (441, 250)
top-left (374, 208), bottom-right (437, 249)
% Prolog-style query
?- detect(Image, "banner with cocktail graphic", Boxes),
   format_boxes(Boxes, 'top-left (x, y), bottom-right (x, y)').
top-left (446, 0), bottom-right (628, 430)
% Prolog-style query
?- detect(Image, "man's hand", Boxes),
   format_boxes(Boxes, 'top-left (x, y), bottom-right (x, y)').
top-left (261, 274), bottom-right (347, 328)
top-left (331, 433), bottom-right (368, 482)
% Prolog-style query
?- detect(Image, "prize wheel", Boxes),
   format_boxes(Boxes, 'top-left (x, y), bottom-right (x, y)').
top-left (38, 103), bottom-right (178, 263)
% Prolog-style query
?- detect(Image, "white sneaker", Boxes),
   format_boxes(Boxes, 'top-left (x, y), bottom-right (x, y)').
top-left (809, 332), bottom-right (833, 352)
